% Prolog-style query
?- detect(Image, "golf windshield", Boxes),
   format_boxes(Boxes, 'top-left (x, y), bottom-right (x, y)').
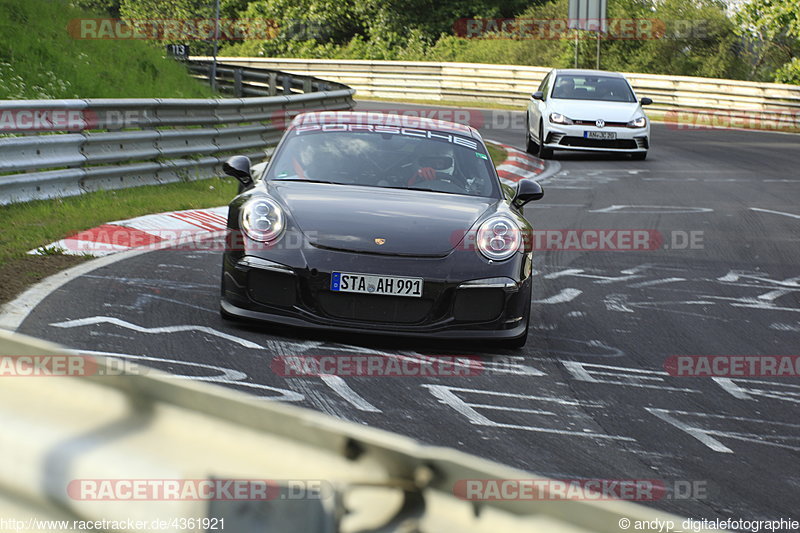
top-left (266, 125), bottom-right (500, 198)
top-left (551, 74), bottom-right (636, 102)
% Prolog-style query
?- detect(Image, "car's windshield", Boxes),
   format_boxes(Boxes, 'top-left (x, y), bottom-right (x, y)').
top-left (265, 125), bottom-right (499, 198)
top-left (551, 74), bottom-right (636, 102)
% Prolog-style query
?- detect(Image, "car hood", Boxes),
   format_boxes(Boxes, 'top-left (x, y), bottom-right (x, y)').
top-left (269, 182), bottom-right (496, 256)
top-left (550, 99), bottom-right (643, 122)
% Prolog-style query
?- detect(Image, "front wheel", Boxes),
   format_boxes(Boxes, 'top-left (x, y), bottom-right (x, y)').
top-left (538, 123), bottom-right (553, 159)
top-left (525, 117), bottom-right (537, 154)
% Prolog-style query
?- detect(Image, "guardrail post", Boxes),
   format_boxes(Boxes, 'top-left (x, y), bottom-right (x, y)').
top-left (268, 72), bottom-right (277, 96)
top-left (303, 78), bottom-right (312, 93)
top-left (234, 68), bottom-right (243, 98)
top-left (282, 75), bottom-right (292, 95)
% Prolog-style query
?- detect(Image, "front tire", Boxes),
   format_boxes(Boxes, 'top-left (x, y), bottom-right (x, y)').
top-left (525, 117), bottom-right (537, 154)
top-left (538, 123), bottom-right (553, 159)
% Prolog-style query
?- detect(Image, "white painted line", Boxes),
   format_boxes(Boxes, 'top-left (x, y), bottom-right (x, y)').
top-left (749, 207), bottom-right (800, 220)
top-left (0, 246), bottom-right (156, 331)
top-left (563, 361), bottom-right (700, 393)
top-left (50, 316), bottom-right (264, 349)
top-left (646, 408), bottom-right (734, 453)
top-left (628, 277), bottom-right (686, 289)
top-left (73, 349), bottom-right (304, 402)
top-left (589, 205), bottom-right (713, 214)
top-left (1, 229), bottom-right (228, 332)
top-left (320, 375), bottom-right (382, 413)
top-left (424, 385), bottom-right (634, 441)
top-left (533, 288), bottom-right (582, 304)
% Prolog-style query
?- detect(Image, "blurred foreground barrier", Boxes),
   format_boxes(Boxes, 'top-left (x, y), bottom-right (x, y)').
top-left (0, 329), bottom-right (719, 532)
top-left (0, 65), bottom-right (353, 205)
top-left (197, 57), bottom-right (800, 130)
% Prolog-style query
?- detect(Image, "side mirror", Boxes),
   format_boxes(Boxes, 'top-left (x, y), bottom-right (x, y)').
top-left (513, 179), bottom-right (544, 208)
top-left (640, 97), bottom-right (653, 106)
top-left (532, 91), bottom-right (544, 100)
top-left (223, 155), bottom-right (253, 189)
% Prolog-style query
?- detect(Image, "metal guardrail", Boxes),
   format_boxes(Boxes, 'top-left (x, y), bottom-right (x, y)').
top-left (0, 64), bottom-right (354, 205)
top-left (0, 328), bottom-right (705, 532)
top-left (196, 57), bottom-right (800, 128)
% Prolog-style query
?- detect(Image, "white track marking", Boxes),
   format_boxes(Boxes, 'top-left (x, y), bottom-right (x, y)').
top-left (73, 349), bottom-right (247, 381)
top-left (72, 349), bottom-right (304, 402)
top-left (533, 288), bottom-right (582, 304)
top-left (589, 205), bottom-right (713, 214)
top-left (0, 247), bottom-right (156, 331)
top-left (647, 409), bottom-right (800, 453)
top-left (1, 228), bottom-right (232, 331)
top-left (628, 277), bottom-right (686, 288)
top-left (423, 385), bottom-right (634, 441)
top-left (544, 267), bottom-right (646, 284)
top-left (770, 322), bottom-right (800, 332)
top-left (646, 408), bottom-right (733, 453)
top-left (711, 378), bottom-right (753, 400)
top-left (320, 376), bottom-right (382, 413)
top-left (562, 362), bottom-right (700, 393)
top-left (50, 316), bottom-right (264, 349)
top-left (713, 378), bottom-right (800, 404)
top-left (749, 207), bottom-right (800, 220)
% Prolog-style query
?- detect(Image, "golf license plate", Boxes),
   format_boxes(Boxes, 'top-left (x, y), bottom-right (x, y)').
top-left (584, 131), bottom-right (617, 140)
top-left (331, 272), bottom-right (423, 298)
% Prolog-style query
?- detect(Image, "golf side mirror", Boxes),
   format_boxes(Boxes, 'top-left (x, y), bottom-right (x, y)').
top-left (513, 179), bottom-right (544, 208)
top-left (640, 97), bottom-right (653, 106)
top-left (532, 91), bottom-right (544, 100)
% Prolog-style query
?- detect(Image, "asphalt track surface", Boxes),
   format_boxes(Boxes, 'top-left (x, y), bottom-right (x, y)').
top-left (12, 100), bottom-right (800, 526)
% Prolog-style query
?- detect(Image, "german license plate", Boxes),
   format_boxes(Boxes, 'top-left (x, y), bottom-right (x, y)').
top-left (330, 272), bottom-right (423, 298)
top-left (584, 131), bottom-right (616, 140)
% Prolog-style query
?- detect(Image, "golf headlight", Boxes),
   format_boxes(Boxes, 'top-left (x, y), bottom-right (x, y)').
top-left (627, 116), bottom-right (647, 128)
top-left (549, 113), bottom-right (573, 125)
top-left (240, 197), bottom-right (285, 242)
top-left (476, 216), bottom-right (521, 261)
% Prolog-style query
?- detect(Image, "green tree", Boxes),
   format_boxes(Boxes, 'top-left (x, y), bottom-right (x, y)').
top-left (736, 0), bottom-right (800, 83)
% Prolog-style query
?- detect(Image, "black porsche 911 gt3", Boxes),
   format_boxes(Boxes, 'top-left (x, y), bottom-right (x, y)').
top-left (219, 111), bottom-right (543, 347)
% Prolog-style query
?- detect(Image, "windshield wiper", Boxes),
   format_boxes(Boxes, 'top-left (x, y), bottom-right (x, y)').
top-left (271, 178), bottom-right (336, 184)
top-left (380, 185), bottom-right (463, 196)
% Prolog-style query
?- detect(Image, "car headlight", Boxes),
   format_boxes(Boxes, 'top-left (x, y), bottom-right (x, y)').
top-left (240, 197), bottom-right (285, 242)
top-left (627, 116), bottom-right (647, 128)
top-left (549, 113), bottom-right (574, 125)
top-left (476, 216), bottom-right (522, 261)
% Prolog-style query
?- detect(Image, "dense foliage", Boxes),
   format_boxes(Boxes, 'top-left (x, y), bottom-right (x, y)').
top-left (0, 0), bottom-right (212, 98)
top-left (71, 0), bottom-right (800, 84)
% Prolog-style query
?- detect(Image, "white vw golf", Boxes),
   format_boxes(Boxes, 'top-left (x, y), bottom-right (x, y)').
top-left (525, 69), bottom-right (652, 160)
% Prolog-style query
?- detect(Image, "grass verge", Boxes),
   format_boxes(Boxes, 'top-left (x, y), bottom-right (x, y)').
top-left (0, 177), bottom-right (238, 305)
top-left (486, 142), bottom-right (508, 166)
top-left (0, 0), bottom-right (214, 99)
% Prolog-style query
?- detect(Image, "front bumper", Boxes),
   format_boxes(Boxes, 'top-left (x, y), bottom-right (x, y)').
top-left (544, 123), bottom-right (649, 153)
top-left (221, 244), bottom-right (532, 340)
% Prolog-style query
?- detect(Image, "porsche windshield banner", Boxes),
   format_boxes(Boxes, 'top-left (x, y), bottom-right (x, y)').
top-left (292, 123), bottom-right (480, 150)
